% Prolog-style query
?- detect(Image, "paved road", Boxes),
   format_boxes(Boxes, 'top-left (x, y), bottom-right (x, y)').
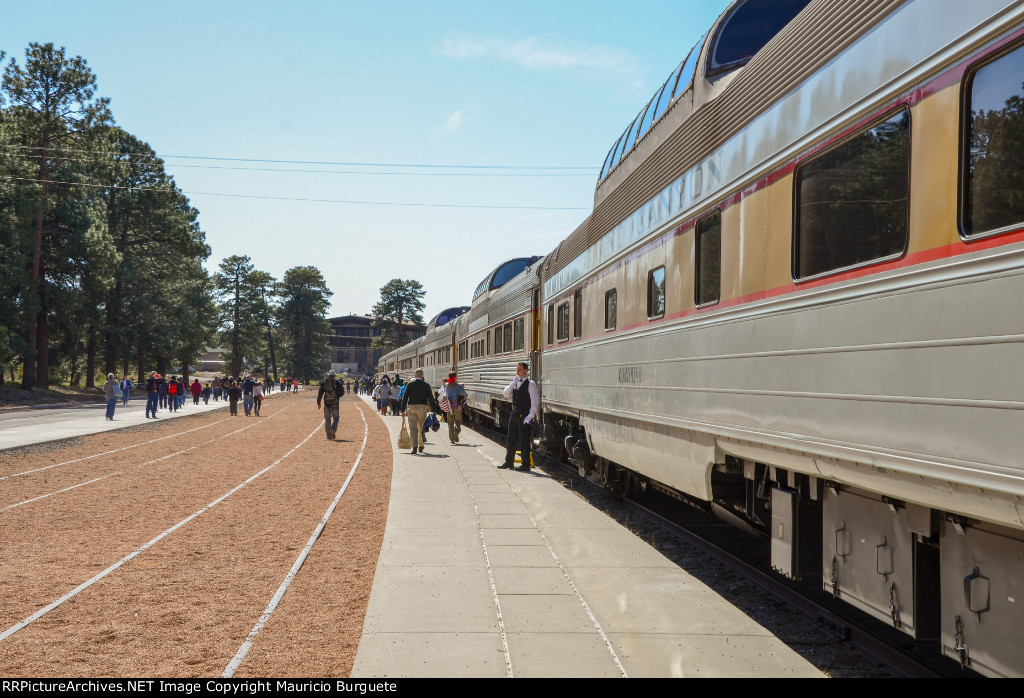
top-left (0, 396), bottom-right (232, 451)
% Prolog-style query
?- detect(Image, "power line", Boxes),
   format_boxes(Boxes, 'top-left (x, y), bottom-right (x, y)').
top-left (1, 176), bottom-right (591, 211)
top-left (0, 151), bottom-right (593, 177)
top-left (0, 145), bottom-right (598, 171)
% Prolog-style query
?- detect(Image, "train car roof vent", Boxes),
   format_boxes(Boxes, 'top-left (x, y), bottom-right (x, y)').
top-left (706, 0), bottom-right (812, 78)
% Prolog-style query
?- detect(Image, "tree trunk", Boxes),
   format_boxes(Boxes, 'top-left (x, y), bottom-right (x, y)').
top-left (86, 329), bottom-right (97, 388)
top-left (35, 305), bottom-right (49, 389)
top-left (21, 150), bottom-right (50, 392)
top-left (181, 349), bottom-right (190, 385)
top-left (232, 279), bottom-right (241, 378)
top-left (105, 279), bottom-right (123, 375)
top-left (137, 344), bottom-right (146, 384)
top-left (266, 323), bottom-right (278, 381)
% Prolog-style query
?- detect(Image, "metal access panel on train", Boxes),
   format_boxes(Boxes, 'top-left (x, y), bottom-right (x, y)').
top-left (822, 489), bottom-right (918, 637)
top-left (940, 521), bottom-right (1024, 677)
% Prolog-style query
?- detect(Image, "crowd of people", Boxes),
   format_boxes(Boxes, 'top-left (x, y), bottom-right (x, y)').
top-left (348, 370), bottom-right (470, 456)
top-left (353, 364), bottom-right (534, 470)
top-left (100, 371), bottom-right (304, 420)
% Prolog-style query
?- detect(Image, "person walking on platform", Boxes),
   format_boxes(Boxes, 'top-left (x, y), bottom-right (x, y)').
top-left (212, 376), bottom-right (222, 401)
top-left (401, 369), bottom-right (439, 455)
top-left (442, 371), bottom-right (468, 444)
top-left (317, 369), bottom-right (345, 440)
top-left (146, 372), bottom-right (160, 418)
top-left (158, 376), bottom-right (169, 409)
top-left (498, 362), bottom-right (539, 472)
top-left (120, 375), bottom-right (132, 406)
top-left (377, 380), bottom-right (391, 416)
top-left (103, 373), bottom-right (120, 420)
top-left (191, 378), bottom-right (202, 405)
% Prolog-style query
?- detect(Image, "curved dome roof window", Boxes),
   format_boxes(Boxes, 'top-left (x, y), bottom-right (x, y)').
top-left (472, 256), bottom-right (543, 300)
top-left (430, 306), bottom-right (470, 328)
top-left (707, 0), bottom-right (811, 77)
top-left (598, 31), bottom-right (707, 184)
top-left (491, 255), bottom-right (541, 290)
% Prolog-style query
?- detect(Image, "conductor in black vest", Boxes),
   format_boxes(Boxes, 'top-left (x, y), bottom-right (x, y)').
top-left (498, 362), bottom-right (540, 471)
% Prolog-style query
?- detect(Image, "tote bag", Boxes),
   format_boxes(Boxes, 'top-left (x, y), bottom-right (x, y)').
top-left (397, 417), bottom-right (412, 449)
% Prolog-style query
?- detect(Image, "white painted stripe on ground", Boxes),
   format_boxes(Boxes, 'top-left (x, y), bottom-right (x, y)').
top-left (523, 508), bottom-right (628, 677)
top-left (0, 418), bottom-right (324, 644)
top-left (477, 439), bottom-right (627, 677)
top-left (4, 473), bottom-right (120, 510)
top-left (2, 404), bottom-right (295, 511)
top-left (223, 404), bottom-right (371, 677)
top-left (456, 450), bottom-right (514, 677)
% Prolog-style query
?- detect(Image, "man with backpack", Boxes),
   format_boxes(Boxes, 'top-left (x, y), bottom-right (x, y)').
top-left (317, 369), bottom-right (346, 440)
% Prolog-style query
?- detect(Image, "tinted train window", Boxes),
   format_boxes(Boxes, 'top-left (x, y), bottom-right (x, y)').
top-left (605, 289), bottom-right (617, 330)
top-left (494, 325), bottom-right (503, 354)
top-left (513, 318), bottom-right (524, 351)
top-left (709, 0), bottom-right (811, 74)
top-left (547, 305), bottom-right (554, 345)
top-left (504, 322), bottom-right (513, 353)
top-left (648, 267), bottom-right (666, 319)
top-left (795, 109), bottom-right (910, 280)
top-left (964, 43), bottom-right (1024, 236)
top-left (696, 213), bottom-right (722, 305)
top-left (491, 259), bottom-right (529, 289)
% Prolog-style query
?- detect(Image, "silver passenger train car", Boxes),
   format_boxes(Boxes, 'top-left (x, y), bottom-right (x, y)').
top-left (377, 0), bottom-right (1024, 675)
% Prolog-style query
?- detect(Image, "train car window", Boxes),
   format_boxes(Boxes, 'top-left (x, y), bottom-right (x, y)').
top-left (605, 289), bottom-right (617, 330)
top-left (696, 212), bottom-right (722, 306)
top-left (610, 117), bottom-right (638, 170)
top-left (503, 322), bottom-right (513, 353)
top-left (494, 325), bottom-right (503, 355)
top-left (547, 305), bottom-right (554, 345)
top-left (486, 332), bottom-right (490, 356)
top-left (513, 318), bottom-right (525, 351)
top-left (598, 138), bottom-right (614, 179)
top-left (963, 43), bottom-right (1024, 237)
top-left (557, 302), bottom-right (571, 341)
top-left (648, 267), bottom-right (666, 319)
top-left (654, 62), bottom-right (684, 119)
top-left (491, 259), bottom-right (529, 289)
top-left (708, 0), bottom-right (811, 76)
top-left (623, 112), bottom-right (645, 157)
top-left (601, 135), bottom-right (624, 180)
top-left (794, 108), bottom-right (910, 280)
top-left (637, 88), bottom-right (663, 141)
top-left (573, 290), bottom-right (582, 338)
top-left (673, 32), bottom-right (708, 100)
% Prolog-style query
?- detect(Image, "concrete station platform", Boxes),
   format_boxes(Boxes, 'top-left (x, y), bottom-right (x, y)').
top-left (352, 396), bottom-right (824, 678)
top-left (0, 393), bottom-right (243, 452)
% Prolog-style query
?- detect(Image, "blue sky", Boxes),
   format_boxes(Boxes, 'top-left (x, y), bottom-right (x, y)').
top-left (2, 1), bottom-right (732, 321)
